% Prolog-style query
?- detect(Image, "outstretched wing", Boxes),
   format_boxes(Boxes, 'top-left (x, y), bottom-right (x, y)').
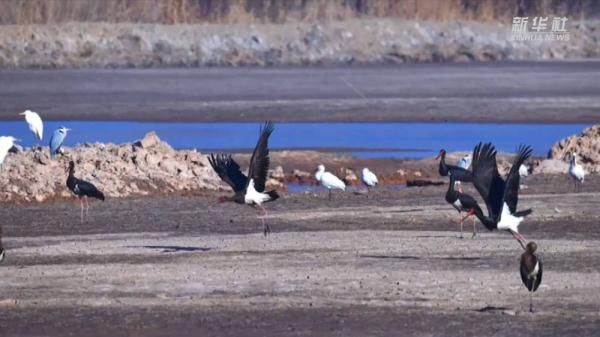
top-left (471, 142), bottom-right (505, 219)
top-left (503, 144), bottom-right (533, 214)
top-left (208, 154), bottom-right (248, 192)
top-left (247, 122), bottom-right (274, 193)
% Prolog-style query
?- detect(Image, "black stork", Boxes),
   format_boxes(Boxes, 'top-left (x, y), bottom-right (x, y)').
top-left (436, 149), bottom-right (473, 192)
top-left (446, 173), bottom-right (493, 238)
top-left (520, 241), bottom-right (543, 312)
top-left (208, 122), bottom-right (279, 236)
top-left (469, 143), bottom-right (533, 250)
top-left (66, 161), bottom-right (105, 223)
top-left (436, 149), bottom-right (474, 180)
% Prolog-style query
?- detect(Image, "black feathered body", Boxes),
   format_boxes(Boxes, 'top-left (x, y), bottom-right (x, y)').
top-left (520, 252), bottom-right (543, 292)
top-left (67, 168), bottom-right (105, 200)
top-left (446, 174), bottom-right (495, 231)
top-left (438, 152), bottom-right (474, 182)
top-left (446, 175), bottom-right (478, 213)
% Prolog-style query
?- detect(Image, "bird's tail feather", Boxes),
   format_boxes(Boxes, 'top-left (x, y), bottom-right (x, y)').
top-left (92, 190), bottom-right (105, 201)
top-left (266, 190), bottom-right (279, 201)
top-left (514, 209), bottom-right (532, 218)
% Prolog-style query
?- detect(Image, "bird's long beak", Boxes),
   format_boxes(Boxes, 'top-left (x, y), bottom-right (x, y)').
top-left (14, 138), bottom-right (21, 142)
top-left (18, 112), bottom-right (25, 116)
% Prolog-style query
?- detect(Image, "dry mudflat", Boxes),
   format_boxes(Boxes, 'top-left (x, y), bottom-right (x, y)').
top-left (0, 174), bottom-right (599, 336)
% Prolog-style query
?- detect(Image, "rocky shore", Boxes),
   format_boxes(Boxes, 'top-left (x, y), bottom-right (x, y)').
top-left (0, 132), bottom-right (218, 203)
top-left (1, 19), bottom-right (599, 68)
top-left (0, 125), bottom-right (597, 203)
top-left (549, 124), bottom-right (600, 173)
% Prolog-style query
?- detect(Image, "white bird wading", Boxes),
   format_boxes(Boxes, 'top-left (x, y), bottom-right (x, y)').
top-left (315, 165), bottom-right (346, 200)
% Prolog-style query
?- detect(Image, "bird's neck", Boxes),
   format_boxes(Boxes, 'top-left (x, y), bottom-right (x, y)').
top-left (472, 206), bottom-right (496, 230)
top-left (447, 176), bottom-right (457, 195)
top-left (439, 153), bottom-right (448, 169)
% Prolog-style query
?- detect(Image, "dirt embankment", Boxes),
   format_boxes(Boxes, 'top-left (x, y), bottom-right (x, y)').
top-left (0, 132), bottom-right (219, 203)
top-left (549, 124), bottom-right (600, 173)
top-left (0, 18), bottom-right (598, 69)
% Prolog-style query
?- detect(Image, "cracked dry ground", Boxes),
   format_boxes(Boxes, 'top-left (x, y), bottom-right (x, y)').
top-left (0, 174), bottom-right (599, 337)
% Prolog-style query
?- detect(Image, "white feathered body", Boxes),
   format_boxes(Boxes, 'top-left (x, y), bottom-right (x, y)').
top-left (315, 166), bottom-right (346, 191)
top-left (23, 110), bottom-right (43, 141)
top-left (244, 179), bottom-right (272, 205)
top-left (519, 164), bottom-right (529, 178)
top-left (496, 203), bottom-right (525, 233)
top-left (0, 136), bottom-right (16, 165)
top-left (361, 168), bottom-right (378, 187)
top-left (569, 159), bottom-right (585, 183)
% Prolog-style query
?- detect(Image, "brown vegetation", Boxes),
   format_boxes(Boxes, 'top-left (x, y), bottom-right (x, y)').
top-left (0, 0), bottom-right (598, 25)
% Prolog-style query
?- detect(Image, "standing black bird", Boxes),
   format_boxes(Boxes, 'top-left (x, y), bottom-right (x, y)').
top-left (208, 122), bottom-right (279, 236)
top-left (66, 161), bottom-right (105, 223)
top-left (520, 241), bottom-right (543, 312)
top-left (470, 143), bottom-right (533, 249)
top-left (446, 174), bottom-right (492, 238)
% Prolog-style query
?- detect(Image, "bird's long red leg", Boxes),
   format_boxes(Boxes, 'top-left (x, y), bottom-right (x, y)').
top-left (511, 231), bottom-right (527, 250)
top-left (471, 212), bottom-right (477, 238)
top-left (255, 204), bottom-right (270, 236)
top-left (461, 209), bottom-right (476, 238)
top-left (79, 197), bottom-right (84, 224)
top-left (85, 197), bottom-right (90, 219)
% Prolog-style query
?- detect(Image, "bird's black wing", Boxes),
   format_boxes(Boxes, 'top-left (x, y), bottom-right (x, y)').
top-left (460, 192), bottom-right (496, 231)
top-left (208, 154), bottom-right (248, 192)
top-left (75, 178), bottom-right (105, 200)
top-left (247, 122), bottom-right (274, 193)
top-left (503, 144), bottom-right (533, 214)
top-left (520, 254), bottom-right (543, 292)
top-left (447, 165), bottom-right (473, 181)
top-left (520, 259), bottom-right (532, 290)
top-left (471, 143), bottom-right (505, 219)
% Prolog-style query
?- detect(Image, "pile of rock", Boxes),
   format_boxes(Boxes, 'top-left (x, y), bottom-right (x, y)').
top-left (0, 132), bottom-right (220, 203)
top-left (549, 124), bottom-right (600, 173)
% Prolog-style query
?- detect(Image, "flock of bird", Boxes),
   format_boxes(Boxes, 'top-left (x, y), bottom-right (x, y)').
top-left (0, 114), bottom-right (589, 312)
top-left (0, 111), bottom-right (104, 263)
top-left (205, 121), bottom-right (586, 312)
top-left (0, 110), bottom-right (72, 165)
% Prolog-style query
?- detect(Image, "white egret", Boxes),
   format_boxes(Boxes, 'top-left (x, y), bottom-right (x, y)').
top-left (361, 168), bottom-right (378, 193)
top-left (0, 136), bottom-right (19, 166)
top-left (568, 152), bottom-right (585, 192)
top-left (19, 110), bottom-right (43, 142)
top-left (315, 164), bottom-right (346, 200)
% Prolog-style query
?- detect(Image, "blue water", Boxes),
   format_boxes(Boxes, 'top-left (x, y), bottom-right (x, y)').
top-left (0, 121), bottom-right (589, 158)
